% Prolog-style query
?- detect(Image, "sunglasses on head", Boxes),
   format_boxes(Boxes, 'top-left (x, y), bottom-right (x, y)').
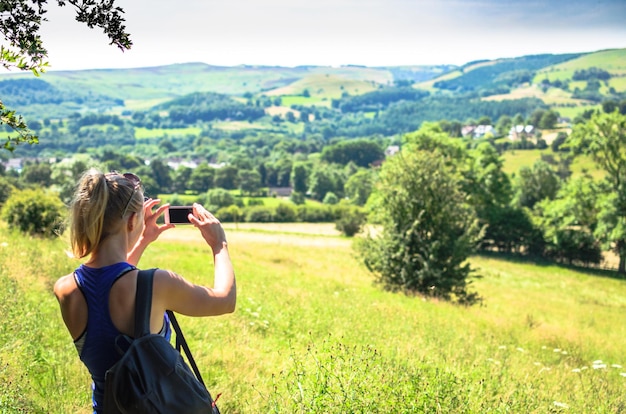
top-left (107, 171), bottom-right (142, 218)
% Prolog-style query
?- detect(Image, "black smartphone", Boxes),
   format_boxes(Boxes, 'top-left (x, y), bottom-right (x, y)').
top-left (165, 206), bottom-right (194, 224)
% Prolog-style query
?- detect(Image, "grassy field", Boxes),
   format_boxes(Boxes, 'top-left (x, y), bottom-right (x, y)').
top-left (1, 222), bottom-right (625, 413)
top-left (501, 149), bottom-right (604, 179)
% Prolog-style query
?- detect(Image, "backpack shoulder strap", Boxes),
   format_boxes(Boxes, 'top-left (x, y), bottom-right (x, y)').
top-left (134, 268), bottom-right (156, 338)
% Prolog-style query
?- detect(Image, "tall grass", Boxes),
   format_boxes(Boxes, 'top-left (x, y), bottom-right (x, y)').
top-left (1, 223), bottom-right (625, 413)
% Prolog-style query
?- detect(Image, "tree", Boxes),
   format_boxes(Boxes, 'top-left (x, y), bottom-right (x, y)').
top-left (568, 111), bottom-right (626, 273)
top-left (512, 160), bottom-right (560, 209)
top-left (238, 169), bottom-right (262, 196)
top-left (189, 163), bottom-right (215, 193)
top-left (357, 149), bottom-right (482, 304)
top-left (534, 176), bottom-right (602, 265)
top-left (290, 162), bottom-right (309, 194)
top-left (0, 0), bottom-right (132, 151)
top-left (214, 165), bottom-right (239, 190)
top-left (344, 169), bottom-right (374, 206)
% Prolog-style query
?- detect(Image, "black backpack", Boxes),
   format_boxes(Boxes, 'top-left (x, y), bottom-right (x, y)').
top-left (103, 268), bottom-right (220, 414)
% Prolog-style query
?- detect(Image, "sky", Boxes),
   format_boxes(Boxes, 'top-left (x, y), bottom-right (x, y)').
top-left (35, 0), bottom-right (626, 71)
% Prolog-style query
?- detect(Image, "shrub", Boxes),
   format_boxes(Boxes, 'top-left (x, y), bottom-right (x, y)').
top-left (274, 203), bottom-right (297, 222)
top-left (296, 204), bottom-right (334, 223)
top-left (215, 205), bottom-right (242, 223)
top-left (289, 191), bottom-right (305, 205)
top-left (2, 188), bottom-right (65, 237)
top-left (322, 192), bottom-right (339, 205)
top-left (244, 206), bottom-right (273, 223)
top-left (334, 206), bottom-right (366, 237)
top-left (0, 177), bottom-right (14, 207)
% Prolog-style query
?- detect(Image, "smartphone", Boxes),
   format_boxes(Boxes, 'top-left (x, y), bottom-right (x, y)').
top-left (165, 206), bottom-right (194, 224)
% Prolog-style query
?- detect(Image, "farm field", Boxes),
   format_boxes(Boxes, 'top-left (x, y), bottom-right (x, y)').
top-left (1, 222), bottom-right (625, 413)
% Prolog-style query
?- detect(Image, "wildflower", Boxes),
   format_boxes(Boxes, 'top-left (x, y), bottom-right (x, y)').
top-left (572, 369), bottom-right (581, 373)
top-left (498, 345), bottom-right (506, 350)
top-left (620, 373), bottom-right (626, 377)
top-left (516, 347), bottom-right (525, 353)
top-left (553, 401), bottom-right (569, 409)
top-left (553, 348), bottom-right (561, 353)
top-left (561, 351), bottom-right (568, 355)
top-left (611, 364), bottom-right (622, 369)
top-left (0, 242), bottom-right (7, 247)
top-left (534, 362), bottom-right (542, 366)
top-left (593, 360), bottom-right (603, 364)
top-left (592, 363), bottom-right (607, 370)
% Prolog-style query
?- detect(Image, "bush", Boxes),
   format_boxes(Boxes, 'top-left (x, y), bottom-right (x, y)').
top-left (0, 177), bottom-right (14, 207)
top-left (296, 204), bottom-right (335, 223)
top-left (334, 206), bottom-right (366, 237)
top-left (245, 206), bottom-right (274, 223)
top-left (322, 192), bottom-right (339, 205)
top-left (2, 188), bottom-right (65, 237)
top-left (274, 203), bottom-right (297, 222)
top-left (215, 205), bottom-right (242, 223)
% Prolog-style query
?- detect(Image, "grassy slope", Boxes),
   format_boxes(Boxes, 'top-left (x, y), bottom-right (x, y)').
top-left (1, 222), bottom-right (625, 413)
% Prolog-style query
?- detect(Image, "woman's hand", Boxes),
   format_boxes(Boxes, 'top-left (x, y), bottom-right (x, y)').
top-left (141, 198), bottom-right (175, 244)
top-left (188, 203), bottom-right (227, 252)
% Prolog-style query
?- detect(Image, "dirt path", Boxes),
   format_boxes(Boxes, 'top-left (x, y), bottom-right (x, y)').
top-left (159, 222), bottom-right (352, 248)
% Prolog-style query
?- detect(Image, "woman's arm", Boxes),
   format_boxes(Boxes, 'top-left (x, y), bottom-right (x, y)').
top-left (156, 204), bottom-right (236, 316)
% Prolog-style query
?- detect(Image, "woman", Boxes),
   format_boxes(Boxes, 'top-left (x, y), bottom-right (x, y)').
top-left (53, 169), bottom-right (236, 413)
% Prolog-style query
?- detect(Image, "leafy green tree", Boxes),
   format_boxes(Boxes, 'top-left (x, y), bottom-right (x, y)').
top-left (0, 0), bottom-right (132, 151)
top-left (534, 176), bottom-right (602, 265)
top-left (147, 159), bottom-right (172, 194)
top-left (171, 166), bottom-right (193, 194)
top-left (320, 139), bottom-right (384, 167)
top-left (344, 169), bottom-right (374, 206)
top-left (189, 163), bottom-right (215, 193)
top-left (357, 149), bottom-right (482, 304)
top-left (290, 162), bottom-right (309, 194)
top-left (568, 111), bottom-right (626, 273)
top-left (21, 161), bottom-right (52, 187)
top-left (238, 169), bottom-right (262, 196)
top-left (308, 164), bottom-right (344, 201)
top-left (539, 110), bottom-right (559, 130)
top-left (512, 160), bottom-right (560, 209)
top-left (214, 165), bottom-right (239, 190)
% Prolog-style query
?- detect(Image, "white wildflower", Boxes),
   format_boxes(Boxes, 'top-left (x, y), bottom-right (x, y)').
top-left (516, 347), bottom-right (525, 353)
top-left (572, 369), bottom-right (581, 373)
top-left (620, 373), bottom-right (626, 377)
top-left (593, 360), bottom-right (603, 364)
top-left (553, 348), bottom-right (561, 353)
top-left (592, 363), bottom-right (607, 370)
top-left (499, 345), bottom-right (507, 350)
top-left (611, 364), bottom-right (622, 369)
top-left (553, 401), bottom-right (569, 409)
top-left (0, 242), bottom-right (7, 247)
top-left (561, 351), bottom-right (568, 355)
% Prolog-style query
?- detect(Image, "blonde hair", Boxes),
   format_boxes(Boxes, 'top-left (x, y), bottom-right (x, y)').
top-left (69, 169), bottom-right (144, 258)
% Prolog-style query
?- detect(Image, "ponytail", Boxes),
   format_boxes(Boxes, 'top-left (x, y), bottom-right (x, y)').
top-left (69, 169), bottom-right (139, 258)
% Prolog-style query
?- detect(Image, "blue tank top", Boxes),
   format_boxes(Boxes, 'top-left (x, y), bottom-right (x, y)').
top-left (73, 262), bottom-right (171, 414)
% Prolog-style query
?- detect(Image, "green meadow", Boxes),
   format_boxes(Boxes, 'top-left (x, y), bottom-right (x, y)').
top-left (1, 221), bottom-right (625, 413)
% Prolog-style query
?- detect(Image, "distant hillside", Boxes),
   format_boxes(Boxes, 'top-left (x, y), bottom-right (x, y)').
top-left (0, 63), bottom-right (446, 116)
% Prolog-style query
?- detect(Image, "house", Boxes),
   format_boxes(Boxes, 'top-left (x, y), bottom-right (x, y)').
top-left (461, 125), bottom-right (496, 139)
top-left (508, 125), bottom-right (535, 140)
top-left (268, 187), bottom-right (293, 197)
